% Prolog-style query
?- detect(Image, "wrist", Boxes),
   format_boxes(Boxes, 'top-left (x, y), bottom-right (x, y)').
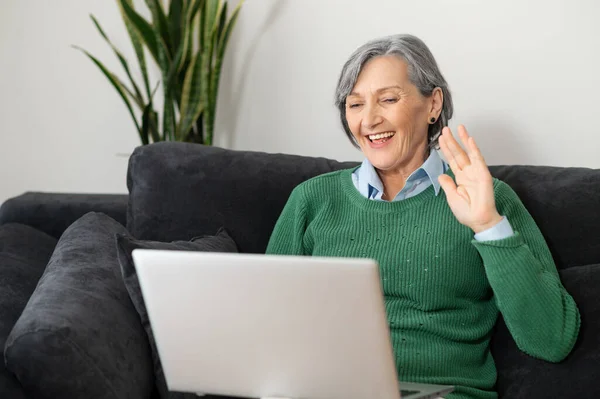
top-left (471, 213), bottom-right (504, 234)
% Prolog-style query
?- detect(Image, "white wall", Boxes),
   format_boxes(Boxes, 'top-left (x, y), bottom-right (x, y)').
top-left (1, 0), bottom-right (599, 204)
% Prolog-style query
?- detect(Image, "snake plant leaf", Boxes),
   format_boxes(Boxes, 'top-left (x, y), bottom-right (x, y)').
top-left (141, 82), bottom-right (161, 144)
top-left (180, 0), bottom-right (203, 76)
top-left (145, 82), bottom-right (161, 143)
top-left (217, 2), bottom-right (227, 42)
top-left (204, 0), bottom-right (243, 145)
top-left (139, 0), bottom-right (175, 140)
top-left (168, 0), bottom-right (184, 52)
top-left (204, 0), bottom-right (221, 42)
top-left (188, 0), bottom-right (204, 21)
top-left (140, 101), bottom-right (152, 144)
top-left (145, 0), bottom-right (173, 53)
top-left (203, 22), bottom-right (221, 145)
top-left (73, 46), bottom-right (143, 143)
top-left (216, 0), bottom-right (243, 66)
top-left (118, 0), bottom-right (160, 64)
top-left (90, 14), bottom-right (144, 109)
top-left (177, 51), bottom-right (205, 141)
top-left (118, 0), bottom-right (152, 100)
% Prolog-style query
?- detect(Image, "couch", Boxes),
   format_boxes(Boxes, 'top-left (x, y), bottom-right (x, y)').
top-left (1, 141), bottom-right (599, 399)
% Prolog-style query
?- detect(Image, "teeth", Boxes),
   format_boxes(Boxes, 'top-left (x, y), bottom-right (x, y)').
top-left (368, 132), bottom-right (395, 140)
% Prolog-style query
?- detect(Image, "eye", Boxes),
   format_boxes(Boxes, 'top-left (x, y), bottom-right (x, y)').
top-left (347, 103), bottom-right (362, 109)
top-left (383, 98), bottom-right (398, 104)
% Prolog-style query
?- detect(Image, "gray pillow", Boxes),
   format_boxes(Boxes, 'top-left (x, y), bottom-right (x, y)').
top-left (115, 228), bottom-right (238, 399)
top-left (4, 212), bottom-right (154, 399)
top-left (1, 223), bottom-right (57, 399)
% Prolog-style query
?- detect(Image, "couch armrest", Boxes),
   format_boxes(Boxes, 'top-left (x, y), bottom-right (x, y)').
top-left (0, 192), bottom-right (128, 239)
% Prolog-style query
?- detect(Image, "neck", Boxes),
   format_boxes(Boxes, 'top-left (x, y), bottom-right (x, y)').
top-left (377, 146), bottom-right (429, 200)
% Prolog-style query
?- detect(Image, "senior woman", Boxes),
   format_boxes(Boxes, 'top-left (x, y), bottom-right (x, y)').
top-left (266, 34), bottom-right (580, 399)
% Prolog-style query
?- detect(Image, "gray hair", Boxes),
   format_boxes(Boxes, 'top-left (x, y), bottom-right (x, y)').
top-left (334, 34), bottom-right (453, 150)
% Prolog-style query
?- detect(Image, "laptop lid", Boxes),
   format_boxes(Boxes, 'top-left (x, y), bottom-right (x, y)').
top-left (132, 250), bottom-right (401, 399)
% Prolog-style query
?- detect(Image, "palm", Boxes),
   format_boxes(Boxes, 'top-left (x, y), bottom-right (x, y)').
top-left (438, 125), bottom-right (502, 233)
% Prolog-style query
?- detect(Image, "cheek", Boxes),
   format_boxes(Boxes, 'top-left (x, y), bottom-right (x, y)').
top-left (345, 114), bottom-right (361, 136)
top-left (391, 102), bottom-right (426, 130)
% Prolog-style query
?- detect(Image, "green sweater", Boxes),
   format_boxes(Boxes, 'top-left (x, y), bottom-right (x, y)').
top-left (266, 168), bottom-right (580, 399)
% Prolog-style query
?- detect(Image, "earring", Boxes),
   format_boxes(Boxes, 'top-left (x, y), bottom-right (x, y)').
top-left (429, 117), bottom-right (436, 123)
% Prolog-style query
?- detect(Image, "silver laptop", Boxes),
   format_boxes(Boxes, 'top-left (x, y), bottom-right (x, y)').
top-left (132, 250), bottom-right (454, 399)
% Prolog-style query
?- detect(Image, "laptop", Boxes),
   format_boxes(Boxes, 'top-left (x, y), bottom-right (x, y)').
top-left (131, 250), bottom-right (454, 399)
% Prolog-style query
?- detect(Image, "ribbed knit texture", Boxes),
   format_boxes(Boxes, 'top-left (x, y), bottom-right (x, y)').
top-left (266, 168), bottom-right (580, 399)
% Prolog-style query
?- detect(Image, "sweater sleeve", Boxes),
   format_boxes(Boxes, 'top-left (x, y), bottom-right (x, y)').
top-left (266, 185), bottom-right (310, 256)
top-left (471, 179), bottom-right (580, 362)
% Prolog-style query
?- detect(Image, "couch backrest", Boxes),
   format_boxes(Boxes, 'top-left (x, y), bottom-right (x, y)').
top-left (126, 142), bottom-right (600, 269)
top-left (126, 142), bottom-right (356, 254)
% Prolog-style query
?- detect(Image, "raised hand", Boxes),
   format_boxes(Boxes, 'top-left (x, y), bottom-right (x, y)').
top-left (437, 125), bottom-right (503, 233)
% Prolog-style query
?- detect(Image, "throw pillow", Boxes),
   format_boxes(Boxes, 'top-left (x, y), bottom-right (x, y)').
top-left (4, 212), bottom-right (154, 399)
top-left (115, 228), bottom-right (238, 399)
top-left (1, 223), bottom-right (57, 399)
top-left (492, 263), bottom-right (600, 398)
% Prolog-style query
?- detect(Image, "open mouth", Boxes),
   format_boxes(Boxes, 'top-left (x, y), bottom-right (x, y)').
top-left (368, 131), bottom-right (395, 144)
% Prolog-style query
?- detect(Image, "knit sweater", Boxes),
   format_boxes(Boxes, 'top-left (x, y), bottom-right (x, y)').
top-left (265, 168), bottom-right (580, 399)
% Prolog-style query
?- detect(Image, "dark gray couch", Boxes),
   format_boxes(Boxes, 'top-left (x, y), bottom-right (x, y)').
top-left (1, 141), bottom-right (599, 399)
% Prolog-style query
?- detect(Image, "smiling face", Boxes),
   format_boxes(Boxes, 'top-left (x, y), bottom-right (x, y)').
top-left (345, 56), bottom-right (437, 175)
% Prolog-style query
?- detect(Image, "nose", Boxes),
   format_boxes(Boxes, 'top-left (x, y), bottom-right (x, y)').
top-left (361, 103), bottom-right (383, 131)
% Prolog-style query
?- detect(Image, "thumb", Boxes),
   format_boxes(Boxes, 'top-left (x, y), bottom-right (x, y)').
top-left (438, 175), bottom-right (459, 201)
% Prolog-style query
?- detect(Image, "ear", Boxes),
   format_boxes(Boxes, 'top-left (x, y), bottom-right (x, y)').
top-left (429, 87), bottom-right (444, 119)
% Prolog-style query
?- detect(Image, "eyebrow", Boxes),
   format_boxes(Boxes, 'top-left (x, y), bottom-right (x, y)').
top-left (348, 85), bottom-right (403, 97)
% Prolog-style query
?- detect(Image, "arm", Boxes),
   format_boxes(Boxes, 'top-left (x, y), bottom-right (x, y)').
top-left (471, 180), bottom-right (580, 362)
top-left (266, 186), bottom-right (310, 256)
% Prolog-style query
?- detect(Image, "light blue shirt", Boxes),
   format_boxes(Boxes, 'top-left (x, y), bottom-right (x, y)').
top-left (351, 150), bottom-right (514, 241)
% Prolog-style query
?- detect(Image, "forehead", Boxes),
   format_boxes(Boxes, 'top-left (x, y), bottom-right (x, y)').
top-left (351, 55), bottom-right (410, 94)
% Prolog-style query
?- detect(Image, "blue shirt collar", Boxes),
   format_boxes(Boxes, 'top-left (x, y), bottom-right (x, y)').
top-left (356, 149), bottom-right (446, 198)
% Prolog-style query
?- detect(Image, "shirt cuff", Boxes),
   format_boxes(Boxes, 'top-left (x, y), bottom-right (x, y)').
top-left (473, 216), bottom-right (514, 242)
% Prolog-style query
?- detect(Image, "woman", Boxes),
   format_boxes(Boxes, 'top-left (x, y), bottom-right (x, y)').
top-left (266, 34), bottom-right (580, 399)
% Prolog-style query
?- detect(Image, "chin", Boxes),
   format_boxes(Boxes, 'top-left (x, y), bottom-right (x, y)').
top-left (366, 154), bottom-right (401, 171)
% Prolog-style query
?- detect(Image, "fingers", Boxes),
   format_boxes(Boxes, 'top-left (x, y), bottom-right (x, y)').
top-left (440, 125), bottom-right (487, 171)
top-left (439, 175), bottom-right (471, 205)
top-left (439, 126), bottom-right (469, 171)
top-left (458, 125), bottom-right (485, 164)
top-left (438, 174), bottom-right (458, 199)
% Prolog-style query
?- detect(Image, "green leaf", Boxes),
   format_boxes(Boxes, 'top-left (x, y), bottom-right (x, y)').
top-left (145, 0), bottom-right (172, 53)
top-left (140, 102), bottom-right (152, 144)
top-left (217, 2), bottom-right (227, 43)
top-left (168, 0), bottom-right (184, 51)
top-left (73, 45), bottom-right (143, 143)
top-left (90, 14), bottom-right (144, 109)
top-left (203, 25), bottom-right (220, 145)
top-left (177, 51), bottom-right (205, 140)
top-left (118, 0), bottom-right (159, 64)
top-left (181, 0), bottom-right (203, 75)
top-left (145, 82), bottom-right (161, 143)
top-left (188, 0), bottom-right (204, 20)
top-left (205, 0), bottom-right (244, 145)
top-left (217, 1), bottom-right (244, 61)
top-left (199, 0), bottom-right (206, 53)
top-left (204, 0), bottom-right (221, 43)
top-left (118, 0), bottom-right (152, 100)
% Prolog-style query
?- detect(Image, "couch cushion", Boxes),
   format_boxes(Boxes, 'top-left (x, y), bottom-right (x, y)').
top-left (488, 165), bottom-right (600, 269)
top-left (126, 142), bottom-right (356, 253)
top-left (0, 223), bottom-right (57, 399)
top-left (492, 263), bottom-right (600, 398)
top-left (116, 229), bottom-right (239, 399)
top-left (4, 212), bottom-right (154, 399)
